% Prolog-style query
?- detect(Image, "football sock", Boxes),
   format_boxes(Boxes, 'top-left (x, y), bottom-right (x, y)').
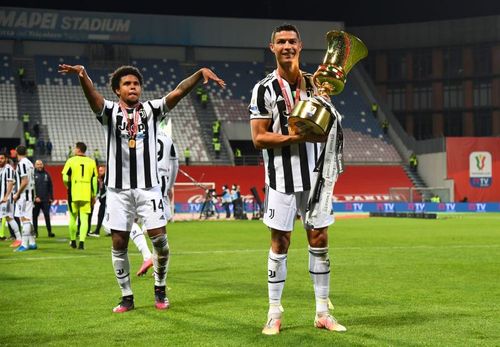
top-left (21, 221), bottom-right (31, 248)
top-left (8, 219), bottom-right (21, 240)
top-left (131, 223), bottom-right (152, 261)
top-left (78, 212), bottom-right (89, 243)
top-left (268, 249), bottom-right (287, 317)
top-left (150, 233), bottom-right (169, 287)
top-left (0, 217), bottom-right (5, 238)
top-left (68, 211), bottom-right (77, 241)
top-left (112, 248), bottom-right (132, 297)
top-left (309, 246), bottom-right (330, 314)
top-left (28, 222), bottom-right (35, 246)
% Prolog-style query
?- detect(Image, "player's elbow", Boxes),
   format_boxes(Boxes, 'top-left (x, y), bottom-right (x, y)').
top-left (252, 137), bottom-right (265, 150)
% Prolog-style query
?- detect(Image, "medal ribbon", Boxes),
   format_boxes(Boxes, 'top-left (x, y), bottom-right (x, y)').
top-left (276, 70), bottom-right (302, 114)
top-left (119, 104), bottom-right (141, 139)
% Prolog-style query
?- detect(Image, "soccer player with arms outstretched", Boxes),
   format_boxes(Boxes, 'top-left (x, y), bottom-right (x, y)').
top-left (58, 63), bottom-right (225, 312)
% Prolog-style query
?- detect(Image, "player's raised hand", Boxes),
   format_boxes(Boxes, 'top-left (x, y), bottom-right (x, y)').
top-left (58, 64), bottom-right (85, 77)
top-left (201, 68), bottom-right (226, 88)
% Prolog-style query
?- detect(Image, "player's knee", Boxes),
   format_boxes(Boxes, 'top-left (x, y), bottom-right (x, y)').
top-left (151, 234), bottom-right (169, 256)
top-left (309, 232), bottom-right (328, 248)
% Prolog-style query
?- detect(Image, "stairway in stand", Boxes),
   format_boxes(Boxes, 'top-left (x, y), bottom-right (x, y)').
top-left (189, 91), bottom-right (232, 165)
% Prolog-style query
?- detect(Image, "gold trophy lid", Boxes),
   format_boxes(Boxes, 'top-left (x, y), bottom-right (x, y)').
top-left (313, 30), bottom-right (368, 95)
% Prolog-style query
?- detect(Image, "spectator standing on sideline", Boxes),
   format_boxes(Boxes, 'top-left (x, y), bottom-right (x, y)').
top-left (221, 185), bottom-right (232, 219)
top-left (46, 140), bottom-right (53, 156)
top-left (214, 140), bottom-right (221, 159)
top-left (33, 121), bottom-right (40, 138)
top-left (33, 160), bottom-right (55, 237)
top-left (409, 153), bottom-right (418, 172)
top-left (371, 102), bottom-right (378, 118)
top-left (201, 91), bottom-right (208, 109)
top-left (89, 165), bottom-right (108, 237)
top-left (381, 119), bottom-right (388, 134)
top-left (93, 148), bottom-right (101, 165)
top-left (234, 147), bottom-right (242, 165)
top-left (184, 147), bottom-right (191, 166)
top-left (212, 119), bottom-right (221, 139)
top-left (22, 113), bottom-right (30, 132)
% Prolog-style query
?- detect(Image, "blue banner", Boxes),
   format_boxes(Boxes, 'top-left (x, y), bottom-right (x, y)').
top-left (334, 202), bottom-right (500, 213)
top-left (48, 201), bottom-right (500, 215)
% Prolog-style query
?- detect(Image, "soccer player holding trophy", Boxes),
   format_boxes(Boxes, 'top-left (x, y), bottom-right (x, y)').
top-left (250, 24), bottom-right (367, 334)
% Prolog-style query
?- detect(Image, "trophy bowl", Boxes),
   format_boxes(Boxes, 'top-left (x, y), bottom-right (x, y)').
top-left (288, 30), bottom-right (367, 136)
top-left (288, 98), bottom-right (332, 136)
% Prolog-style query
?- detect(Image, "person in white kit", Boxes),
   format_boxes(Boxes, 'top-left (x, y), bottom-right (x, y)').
top-left (249, 24), bottom-right (346, 334)
top-left (131, 123), bottom-right (179, 277)
top-left (58, 63), bottom-right (225, 313)
top-left (0, 152), bottom-right (22, 248)
top-left (12, 145), bottom-right (36, 252)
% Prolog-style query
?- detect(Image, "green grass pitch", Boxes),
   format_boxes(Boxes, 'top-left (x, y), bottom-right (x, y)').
top-left (1, 214), bottom-right (499, 346)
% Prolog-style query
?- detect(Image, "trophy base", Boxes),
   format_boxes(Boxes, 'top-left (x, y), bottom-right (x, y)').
top-left (288, 99), bottom-right (332, 136)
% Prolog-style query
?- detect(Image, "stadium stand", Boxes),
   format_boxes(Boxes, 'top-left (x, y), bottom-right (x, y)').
top-left (31, 54), bottom-right (400, 164)
top-left (197, 60), bottom-right (401, 163)
top-left (35, 56), bottom-right (209, 162)
top-left (0, 54), bottom-right (19, 119)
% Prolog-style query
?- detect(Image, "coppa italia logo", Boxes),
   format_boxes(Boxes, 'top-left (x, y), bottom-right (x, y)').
top-left (475, 155), bottom-right (486, 170)
top-left (469, 152), bottom-right (492, 187)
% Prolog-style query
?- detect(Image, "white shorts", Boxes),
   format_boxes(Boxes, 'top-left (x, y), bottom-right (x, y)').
top-left (263, 185), bottom-right (334, 232)
top-left (0, 200), bottom-right (14, 218)
top-left (14, 199), bottom-right (33, 220)
top-left (104, 186), bottom-right (167, 232)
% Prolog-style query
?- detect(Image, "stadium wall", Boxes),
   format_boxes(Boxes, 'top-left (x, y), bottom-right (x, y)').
top-left (418, 152), bottom-right (454, 201)
top-left (446, 137), bottom-right (500, 202)
top-left (1, 7), bottom-right (342, 49)
top-left (46, 165), bottom-right (415, 201)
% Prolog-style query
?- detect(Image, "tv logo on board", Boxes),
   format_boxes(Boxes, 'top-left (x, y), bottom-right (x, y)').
top-left (469, 152), bottom-right (492, 187)
top-left (377, 203), bottom-right (394, 212)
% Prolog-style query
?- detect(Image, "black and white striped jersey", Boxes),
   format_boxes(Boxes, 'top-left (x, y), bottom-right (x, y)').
top-left (249, 70), bottom-right (322, 194)
top-left (0, 164), bottom-right (15, 202)
top-left (96, 98), bottom-right (169, 189)
top-left (16, 158), bottom-right (35, 201)
top-left (157, 133), bottom-right (179, 195)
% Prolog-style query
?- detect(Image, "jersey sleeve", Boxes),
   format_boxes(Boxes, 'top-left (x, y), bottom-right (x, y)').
top-left (91, 160), bottom-right (98, 197)
top-left (17, 161), bottom-right (28, 178)
top-left (61, 159), bottom-right (72, 185)
top-left (96, 99), bottom-right (114, 125)
top-left (6, 166), bottom-right (14, 181)
top-left (249, 84), bottom-right (272, 120)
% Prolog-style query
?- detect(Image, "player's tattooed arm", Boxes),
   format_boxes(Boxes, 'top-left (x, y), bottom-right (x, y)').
top-left (165, 68), bottom-right (225, 110)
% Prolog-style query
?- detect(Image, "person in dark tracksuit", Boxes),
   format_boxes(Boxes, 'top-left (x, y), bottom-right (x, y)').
top-left (89, 165), bottom-right (107, 237)
top-left (33, 160), bottom-right (55, 237)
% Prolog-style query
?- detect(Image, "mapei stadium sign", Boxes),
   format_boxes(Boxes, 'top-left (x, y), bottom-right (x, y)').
top-left (0, 8), bottom-right (132, 42)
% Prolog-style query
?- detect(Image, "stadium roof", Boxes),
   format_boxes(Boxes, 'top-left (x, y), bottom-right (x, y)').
top-left (4, 0), bottom-right (500, 26)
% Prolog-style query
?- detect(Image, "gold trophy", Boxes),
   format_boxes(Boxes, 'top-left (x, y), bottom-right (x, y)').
top-left (288, 30), bottom-right (368, 136)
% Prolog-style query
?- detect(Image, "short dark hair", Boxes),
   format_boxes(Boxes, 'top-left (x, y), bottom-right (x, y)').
top-left (271, 23), bottom-right (301, 43)
top-left (110, 65), bottom-right (144, 94)
top-left (76, 142), bottom-right (87, 154)
top-left (16, 145), bottom-right (26, 155)
top-left (0, 152), bottom-right (6, 158)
